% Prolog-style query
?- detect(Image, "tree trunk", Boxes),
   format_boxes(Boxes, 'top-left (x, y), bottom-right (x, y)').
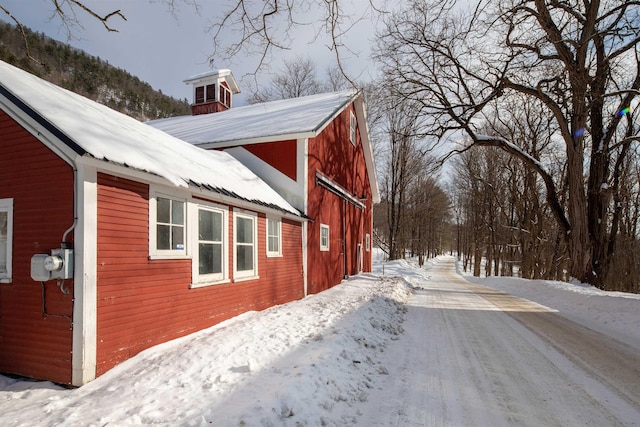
top-left (566, 142), bottom-right (592, 282)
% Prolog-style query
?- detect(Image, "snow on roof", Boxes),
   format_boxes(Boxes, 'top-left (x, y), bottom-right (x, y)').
top-left (183, 69), bottom-right (232, 83)
top-left (147, 90), bottom-right (358, 146)
top-left (183, 69), bottom-right (240, 94)
top-left (0, 60), bottom-right (299, 216)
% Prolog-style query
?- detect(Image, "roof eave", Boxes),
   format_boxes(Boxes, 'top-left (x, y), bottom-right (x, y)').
top-left (183, 69), bottom-right (241, 94)
top-left (192, 131), bottom-right (316, 149)
top-left (353, 95), bottom-right (381, 203)
top-left (0, 84), bottom-right (85, 165)
top-left (311, 90), bottom-right (359, 135)
top-left (77, 156), bottom-right (304, 219)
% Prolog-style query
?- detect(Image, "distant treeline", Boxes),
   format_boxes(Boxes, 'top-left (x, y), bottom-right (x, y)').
top-left (0, 21), bottom-right (190, 121)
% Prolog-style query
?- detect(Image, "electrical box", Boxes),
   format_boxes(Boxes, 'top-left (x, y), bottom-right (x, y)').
top-left (30, 249), bottom-right (74, 281)
top-left (31, 254), bottom-right (51, 281)
top-left (49, 248), bottom-right (73, 279)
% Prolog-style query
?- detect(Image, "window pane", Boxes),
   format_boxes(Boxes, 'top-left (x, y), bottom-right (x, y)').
top-left (220, 85), bottom-right (231, 107)
top-left (236, 217), bottom-right (253, 243)
top-left (320, 225), bottom-right (329, 249)
top-left (211, 244), bottom-right (222, 273)
top-left (0, 212), bottom-right (6, 237)
top-left (212, 211), bottom-right (222, 241)
top-left (0, 241), bottom-right (5, 272)
top-left (199, 208), bottom-right (224, 276)
top-left (199, 210), bottom-right (213, 241)
top-left (0, 212), bottom-right (6, 270)
top-left (206, 84), bottom-right (216, 102)
top-left (199, 243), bottom-right (221, 275)
top-left (268, 236), bottom-right (279, 253)
top-left (157, 224), bottom-right (170, 249)
top-left (267, 218), bottom-right (280, 254)
top-left (199, 243), bottom-right (213, 274)
top-left (195, 86), bottom-right (204, 104)
top-left (172, 200), bottom-right (184, 225)
top-left (157, 198), bottom-right (170, 223)
top-left (172, 225), bottom-right (184, 249)
top-left (236, 245), bottom-right (253, 271)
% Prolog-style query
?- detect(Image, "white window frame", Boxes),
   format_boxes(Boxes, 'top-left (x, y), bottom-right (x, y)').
top-left (194, 85), bottom-right (205, 104)
top-left (349, 111), bottom-right (357, 145)
top-left (149, 191), bottom-right (188, 259)
top-left (365, 233), bottom-right (371, 252)
top-left (266, 216), bottom-right (282, 257)
top-left (320, 224), bottom-right (330, 252)
top-left (0, 198), bottom-right (13, 283)
top-left (220, 84), bottom-right (232, 108)
top-left (191, 202), bottom-right (229, 287)
top-left (233, 209), bottom-right (258, 280)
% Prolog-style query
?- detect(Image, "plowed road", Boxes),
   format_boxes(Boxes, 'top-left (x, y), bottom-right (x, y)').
top-left (361, 256), bottom-right (640, 426)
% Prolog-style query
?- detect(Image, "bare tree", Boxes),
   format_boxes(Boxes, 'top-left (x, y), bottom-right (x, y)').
top-left (0, 0), bottom-right (127, 63)
top-left (324, 64), bottom-right (352, 91)
top-left (249, 56), bottom-right (324, 103)
top-left (209, 0), bottom-right (384, 79)
top-left (406, 175), bottom-right (451, 264)
top-left (3, 0), bottom-right (377, 86)
top-left (376, 0), bottom-right (640, 289)
top-left (484, 94), bottom-right (567, 279)
top-left (369, 87), bottom-right (439, 260)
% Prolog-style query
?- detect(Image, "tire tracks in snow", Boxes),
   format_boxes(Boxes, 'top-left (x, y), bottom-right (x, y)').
top-left (360, 256), bottom-right (640, 426)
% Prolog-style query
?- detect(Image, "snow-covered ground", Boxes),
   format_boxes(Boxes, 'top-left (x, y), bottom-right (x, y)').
top-left (1, 255), bottom-right (638, 426)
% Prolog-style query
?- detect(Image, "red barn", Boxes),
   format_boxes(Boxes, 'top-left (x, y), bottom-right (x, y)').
top-left (150, 72), bottom-right (380, 294)
top-left (0, 61), bottom-right (306, 385)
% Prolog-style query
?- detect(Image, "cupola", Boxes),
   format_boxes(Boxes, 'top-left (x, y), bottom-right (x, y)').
top-left (184, 69), bottom-right (240, 115)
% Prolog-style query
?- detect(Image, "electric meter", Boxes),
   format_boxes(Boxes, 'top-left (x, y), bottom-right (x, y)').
top-left (44, 255), bottom-right (64, 271)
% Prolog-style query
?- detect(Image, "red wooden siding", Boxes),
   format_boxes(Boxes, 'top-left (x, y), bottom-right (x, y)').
top-left (244, 140), bottom-right (297, 180)
top-left (96, 173), bottom-right (304, 375)
top-left (0, 110), bottom-right (75, 384)
top-left (306, 104), bottom-right (373, 293)
top-left (191, 102), bottom-right (226, 115)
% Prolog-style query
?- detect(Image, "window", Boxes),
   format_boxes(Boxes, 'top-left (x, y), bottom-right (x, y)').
top-left (349, 111), bottom-right (357, 145)
top-left (0, 198), bottom-right (13, 282)
top-left (206, 84), bottom-right (216, 102)
top-left (320, 224), bottom-right (330, 251)
top-left (151, 194), bottom-right (186, 257)
top-left (365, 233), bottom-right (371, 252)
top-left (197, 207), bottom-right (225, 281)
top-left (195, 86), bottom-right (205, 104)
top-left (234, 210), bottom-right (258, 279)
top-left (220, 84), bottom-right (231, 108)
top-left (267, 217), bottom-right (282, 257)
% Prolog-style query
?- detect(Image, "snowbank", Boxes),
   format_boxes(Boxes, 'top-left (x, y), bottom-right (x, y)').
top-left (0, 264), bottom-right (412, 426)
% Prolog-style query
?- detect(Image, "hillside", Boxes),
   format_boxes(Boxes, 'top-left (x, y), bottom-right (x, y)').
top-left (0, 21), bottom-right (190, 121)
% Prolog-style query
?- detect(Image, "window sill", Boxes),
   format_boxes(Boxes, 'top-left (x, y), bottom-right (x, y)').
top-left (233, 275), bottom-right (260, 283)
top-left (148, 254), bottom-right (191, 261)
top-left (266, 253), bottom-right (283, 258)
top-left (0, 278), bottom-right (11, 284)
top-left (190, 279), bottom-right (230, 289)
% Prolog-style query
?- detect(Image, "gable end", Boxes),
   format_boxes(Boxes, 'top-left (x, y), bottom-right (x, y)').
top-left (0, 85), bottom-right (86, 156)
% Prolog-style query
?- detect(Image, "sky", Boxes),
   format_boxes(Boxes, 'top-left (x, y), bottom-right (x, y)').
top-left (0, 0), bottom-right (381, 105)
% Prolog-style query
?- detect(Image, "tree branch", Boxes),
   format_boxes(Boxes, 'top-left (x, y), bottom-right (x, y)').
top-left (52, 0), bottom-right (126, 32)
top-left (0, 5), bottom-right (45, 66)
top-left (470, 135), bottom-right (571, 236)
